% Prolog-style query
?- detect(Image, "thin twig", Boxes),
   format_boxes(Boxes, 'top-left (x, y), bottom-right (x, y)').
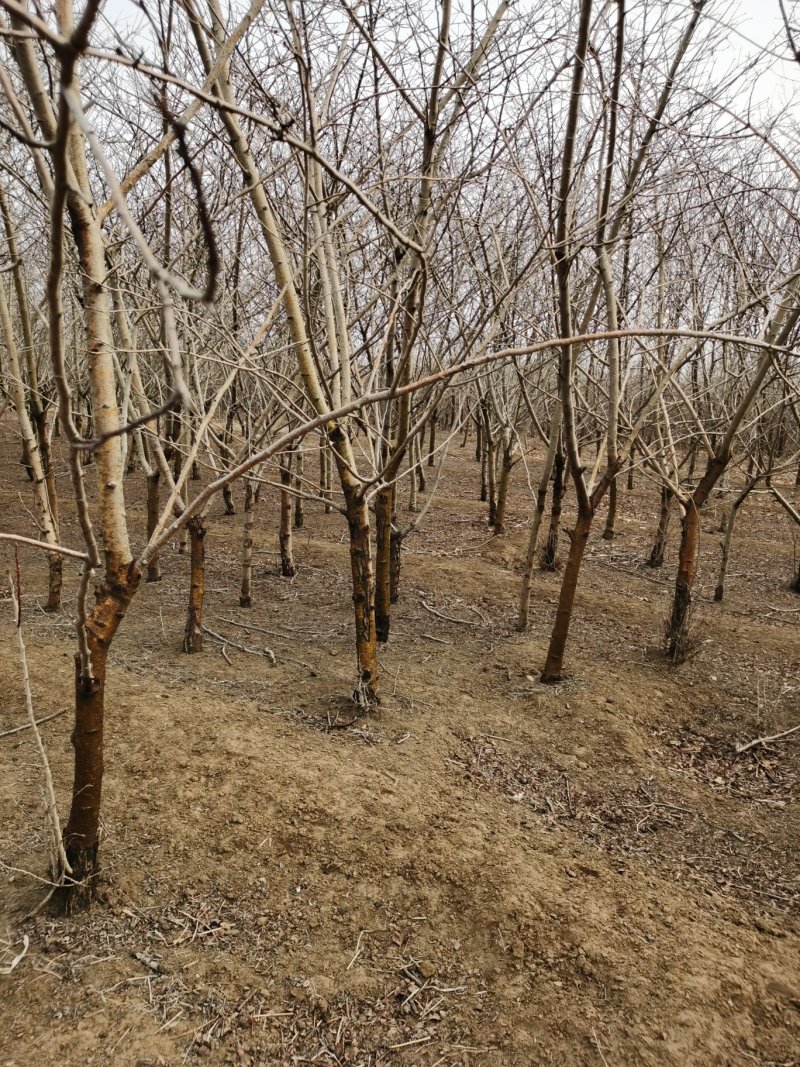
top-left (0, 707), bottom-right (67, 738)
top-left (735, 724), bottom-right (800, 754)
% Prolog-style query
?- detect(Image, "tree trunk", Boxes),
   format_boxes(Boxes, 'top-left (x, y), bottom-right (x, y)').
top-left (665, 501), bottom-right (699, 660)
top-left (183, 517), bottom-right (206, 653)
top-left (494, 436), bottom-right (513, 534)
top-left (714, 496), bottom-right (743, 601)
top-left (416, 435), bottom-right (426, 493)
top-left (541, 509), bottom-right (593, 682)
top-left (390, 525), bottom-right (402, 604)
top-left (343, 483), bottom-right (378, 704)
top-left (485, 432), bottom-right (497, 526)
top-left (59, 565), bottom-right (139, 910)
top-left (517, 432), bottom-right (559, 632)
top-left (375, 483), bottom-right (394, 642)
top-left (602, 475), bottom-right (617, 540)
top-left (222, 484), bottom-right (235, 515)
top-left (427, 411), bottom-right (437, 465)
top-left (146, 471), bottom-right (162, 583)
top-left (279, 456), bottom-right (296, 577)
top-left (647, 486), bottom-right (673, 568)
top-left (541, 449), bottom-right (566, 570)
top-left (408, 457), bottom-right (418, 512)
top-left (294, 448), bottom-right (305, 528)
top-left (240, 477), bottom-right (255, 607)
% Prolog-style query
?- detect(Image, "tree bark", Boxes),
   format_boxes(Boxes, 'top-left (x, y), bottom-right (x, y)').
top-left (375, 482), bottom-right (394, 642)
top-left (59, 565), bottom-right (140, 910)
top-left (294, 448), bottom-right (305, 528)
top-left (666, 500), bottom-right (700, 659)
top-left (146, 471), bottom-right (162, 583)
top-left (647, 486), bottom-right (673, 568)
top-left (541, 509), bottom-right (593, 682)
top-left (279, 455), bottom-right (296, 577)
top-left (541, 449), bottom-right (566, 570)
top-left (240, 477), bottom-right (255, 607)
top-left (183, 517), bottom-right (206, 653)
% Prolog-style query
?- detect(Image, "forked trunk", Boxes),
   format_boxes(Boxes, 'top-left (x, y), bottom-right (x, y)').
top-left (647, 486), bottom-right (672, 568)
top-left (183, 517), bottom-right (206, 653)
top-left (146, 471), bottom-right (162, 583)
top-left (540, 509), bottom-right (593, 682)
top-left (375, 483), bottom-right (394, 642)
top-left (59, 565), bottom-right (140, 910)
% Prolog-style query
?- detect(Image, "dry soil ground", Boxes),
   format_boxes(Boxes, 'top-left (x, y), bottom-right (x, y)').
top-left (1, 417), bottom-right (799, 1066)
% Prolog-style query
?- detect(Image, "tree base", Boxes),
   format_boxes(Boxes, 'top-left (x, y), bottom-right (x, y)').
top-left (53, 842), bottom-right (99, 914)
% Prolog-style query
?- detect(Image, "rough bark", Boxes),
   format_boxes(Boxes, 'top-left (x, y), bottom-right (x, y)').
top-left (146, 471), bottom-right (162, 583)
top-left (375, 483), bottom-right (394, 642)
top-left (183, 517), bottom-right (206, 653)
top-left (240, 477), bottom-right (255, 607)
top-left (279, 455), bottom-right (296, 577)
top-left (58, 564), bottom-right (140, 910)
top-left (541, 510), bottom-right (593, 682)
top-left (647, 486), bottom-right (673, 568)
top-left (541, 449), bottom-right (566, 570)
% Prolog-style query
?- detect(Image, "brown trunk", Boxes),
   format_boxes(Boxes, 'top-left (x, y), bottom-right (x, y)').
top-left (343, 484), bottom-right (378, 704)
top-left (240, 478), bottom-right (255, 607)
top-left (427, 411), bottom-right (437, 466)
top-left (647, 486), bottom-right (672, 568)
top-left (146, 471), bottom-right (162, 583)
top-left (59, 565), bottom-right (140, 910)
top-left (222, 485), bottom-right (235, 515)
top-left (626, 455), bottom-right (634, 491)
top-left (46, 553), bottom-right (63, 612)
top-left (486, 434), bottom-right (497, 526)
top-left (475, 415), bottom-right (482, 463)
top-left (602, 474), bottom-right (617, 540)
top-left (666, 502), bottom-right (699, 660)
top-left (541, 450), bottom-right (566, 570)
top-left (375, 483), bottom-right (394, 642)
top-left (294, 448), bottom-right (305, 528)
top-left (494, 440), bottom-right (513, 535)
top-left (517, 484), bottom-right (549, 631)
top-left (390, 526), bottom-right (402, 604)
top-left (664, 456), bottom-right (728, 658)
top-left (279, 456), bottom-right (296, 577)
top-left (540, 510), bottom-right (593, 682)
top-left (183, 517), bottom-right (206, 653)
